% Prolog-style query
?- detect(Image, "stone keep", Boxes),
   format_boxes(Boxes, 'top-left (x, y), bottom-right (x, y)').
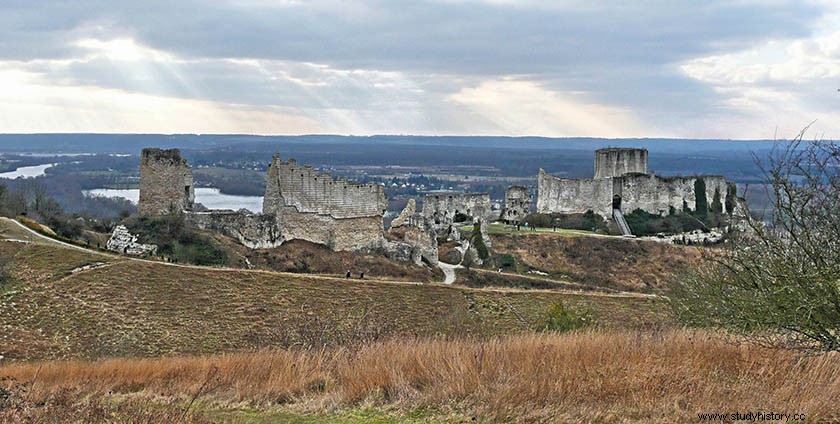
top-left (138, 148), bottom-right (194, 215)
top-left (263, 155), bottom-right (388, 251)
top-left (502, 186), bottom-right (530, 224)
top-left (537, 148), bottom-right (734, 218)
top-left (594, 148), bottom-right (648, 179)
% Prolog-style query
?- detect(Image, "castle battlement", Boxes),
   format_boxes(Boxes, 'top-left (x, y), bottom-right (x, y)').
top-left (264, 156), bottom-right (387, 220)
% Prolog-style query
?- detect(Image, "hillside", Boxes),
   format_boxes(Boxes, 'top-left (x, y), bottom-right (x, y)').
top-left (0, 236), bottom-right (666, 361)
top-left (487, 232), bottom-right (702, 292)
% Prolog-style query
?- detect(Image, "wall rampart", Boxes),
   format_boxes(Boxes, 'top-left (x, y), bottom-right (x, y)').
top-left (421, 192), bottom-right (492, 227)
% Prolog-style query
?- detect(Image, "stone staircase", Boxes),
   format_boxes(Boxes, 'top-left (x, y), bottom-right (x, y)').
top-left (612, 208), bottom-right (634, 237)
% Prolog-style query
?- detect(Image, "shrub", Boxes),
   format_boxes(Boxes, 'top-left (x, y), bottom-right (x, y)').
top-left (541, 301), bottom-right (590, 333)
top-left (0, 256), bottom-right (15, 295)
top-left (470, 222), bottom-right (490, 260)
top-left (523, 213), bottom-right (552, 228)
top-left (524, 212), bottom-right (608, 232)
top-left (693, 179), bottom-right (708, 219)
top-left (624, 208), bottom-right (710, 236)
top-left (123, 214), bottom-right (227, 266)
top-left (710, 187), bottom-right (723, 214)
top-left (672, 134), bottom-right (840, 352)
top-left (494, 253), bottom-right (516, 269)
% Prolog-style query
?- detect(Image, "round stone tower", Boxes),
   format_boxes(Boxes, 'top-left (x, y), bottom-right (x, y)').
top-left (594, 148), bottom-right (648, 179)
top-left (138, 148), bottom-right (195, 216)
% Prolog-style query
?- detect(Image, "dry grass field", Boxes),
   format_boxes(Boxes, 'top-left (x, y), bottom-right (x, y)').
top-left (3, 219), bottom-right (834, 422)
top-left (490, 233), bottom-right (703, 292)
top-left (0, 239), bottom-right (665, 361)
top-left (1, 331), bottom-right (837, 423)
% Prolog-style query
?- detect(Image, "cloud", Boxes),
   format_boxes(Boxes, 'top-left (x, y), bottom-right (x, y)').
top-left (0, 0), bottom-right (837, 137)
top-left (447, 79), bottom-right (651, 137)
top-left (679, 26), bottom-right (840, 138)
top-left (0, 69), bottom-right (321, 134)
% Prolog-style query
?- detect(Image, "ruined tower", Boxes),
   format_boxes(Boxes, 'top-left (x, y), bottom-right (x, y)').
top-left (138, 148), bottom-right (194, 216)
top-left (594, 148), bottom-right (648, 179)
top-left (502, 186), bottom-right (530, 224)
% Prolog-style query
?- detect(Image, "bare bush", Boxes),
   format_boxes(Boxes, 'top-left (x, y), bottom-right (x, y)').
top-left (672, 128), bottom-right (839, 351)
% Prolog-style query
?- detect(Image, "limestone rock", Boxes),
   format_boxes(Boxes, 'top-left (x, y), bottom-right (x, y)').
top-left (106, 225), bottom-right (158, 256)
top-left (390, 198), bottom-right (416, 228)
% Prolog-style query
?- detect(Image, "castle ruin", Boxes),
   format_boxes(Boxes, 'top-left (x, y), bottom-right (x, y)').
top-left (502, 186), bottom-right (530, 224)
top-left (262, 156), bottom-right (387, 251)
top-left (594, 147), bottom-right (648, 179)
top-left (136, 149), bottom-right (436, 264)
top-left (138, 148), bottom-right (194, 216)
top-left (537, 148), bottom-right (736, 219)
top-left (422, 192), bottom-right (493, 229)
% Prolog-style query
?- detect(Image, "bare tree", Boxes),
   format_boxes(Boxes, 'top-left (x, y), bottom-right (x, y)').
top-left (671, 128), bottom-right (839, 352)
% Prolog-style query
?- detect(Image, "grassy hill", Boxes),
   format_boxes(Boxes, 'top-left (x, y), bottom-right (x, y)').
top-left (0, 238), bottom-right (666, 361)
top-left (487, 232), bottom-right (702, 292)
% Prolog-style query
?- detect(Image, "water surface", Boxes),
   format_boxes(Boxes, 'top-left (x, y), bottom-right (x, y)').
top-left (84, 188), bottom-right (263, 212)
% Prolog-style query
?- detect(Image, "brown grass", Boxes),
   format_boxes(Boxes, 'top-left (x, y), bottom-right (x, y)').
top-left (244, 239), bottom-right (443, 282)
top-left (491, 233), bottom-right (703, 292)
top-left (2, 330), bottom-right (837, 423)
top-left (0, 240), bottom-right (667, 361)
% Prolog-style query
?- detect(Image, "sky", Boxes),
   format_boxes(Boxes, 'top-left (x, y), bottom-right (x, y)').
top-left (1, 0), bottom-right (838, 139)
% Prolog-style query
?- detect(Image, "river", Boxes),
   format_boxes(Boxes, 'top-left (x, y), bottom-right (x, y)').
top-left (0, 163), bottom-right (57, 179)
top-left (83, 188), bottom-right (264, 212)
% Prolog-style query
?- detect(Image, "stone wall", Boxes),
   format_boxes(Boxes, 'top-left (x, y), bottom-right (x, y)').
top-left (594, 148), bottom-right (648, 179)
top-left (422, 192), bottom-right (492, 228)
top-left (264, 156), bottom-right (387, 218)
top-left (537, 169), bottom-right (613, 215)
top-left (263, 155), bottom-right (386, 251)
top-left (617, 174), bottom-right (730, 216)
top-left (185, 210), bottom-right (284, 249)
top-left (390, 198), bottom-right (416, 228)
top-left (537, 169), bottom-right (732, 217)
top-left (138, 148), bottom-right (194, 216)
top-left (502, 186), bottom-right (530, 223)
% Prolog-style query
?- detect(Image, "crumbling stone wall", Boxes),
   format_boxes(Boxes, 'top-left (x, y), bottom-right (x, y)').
top-left (502, 186), bottom-right (530, 224)
top-left (422, 192), bottom-right (492, 228)
top-left (617, 174), bottom-right (729, 216)
top-left (390, 198), bottom-right (416, 228)
top-left (537, 169), bottom-right (733, 217)
top-left (263, 155), bottom-right (387, 251)
top-left (537, 169), bottom-right (613, 215)
top-left (384, 199), bottom-right (439, 265)
top-left (138, 148), bottom-right (194, 216)
top-left (594, 148), bottom-right (648, 179)
top-left (185, 210), bottom-right (284, 249)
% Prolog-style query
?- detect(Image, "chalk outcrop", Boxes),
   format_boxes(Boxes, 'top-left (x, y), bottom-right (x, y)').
top-left (106, 225), bottom-right (158, 256)
top-left (390, 199), bottom-right (416, 228)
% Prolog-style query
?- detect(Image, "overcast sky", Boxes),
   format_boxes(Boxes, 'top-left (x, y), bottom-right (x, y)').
top-left (1, 0), bottom-right (838, 138)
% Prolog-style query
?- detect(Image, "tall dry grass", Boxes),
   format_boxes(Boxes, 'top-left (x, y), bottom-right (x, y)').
top-left (1, 330), bottom-right (838, 422)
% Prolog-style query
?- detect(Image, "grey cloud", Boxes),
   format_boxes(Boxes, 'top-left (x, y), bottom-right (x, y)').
top-left (1, 1), bottom-right (824, 75)
top-left (2, 0), bottom-right (835, 137)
